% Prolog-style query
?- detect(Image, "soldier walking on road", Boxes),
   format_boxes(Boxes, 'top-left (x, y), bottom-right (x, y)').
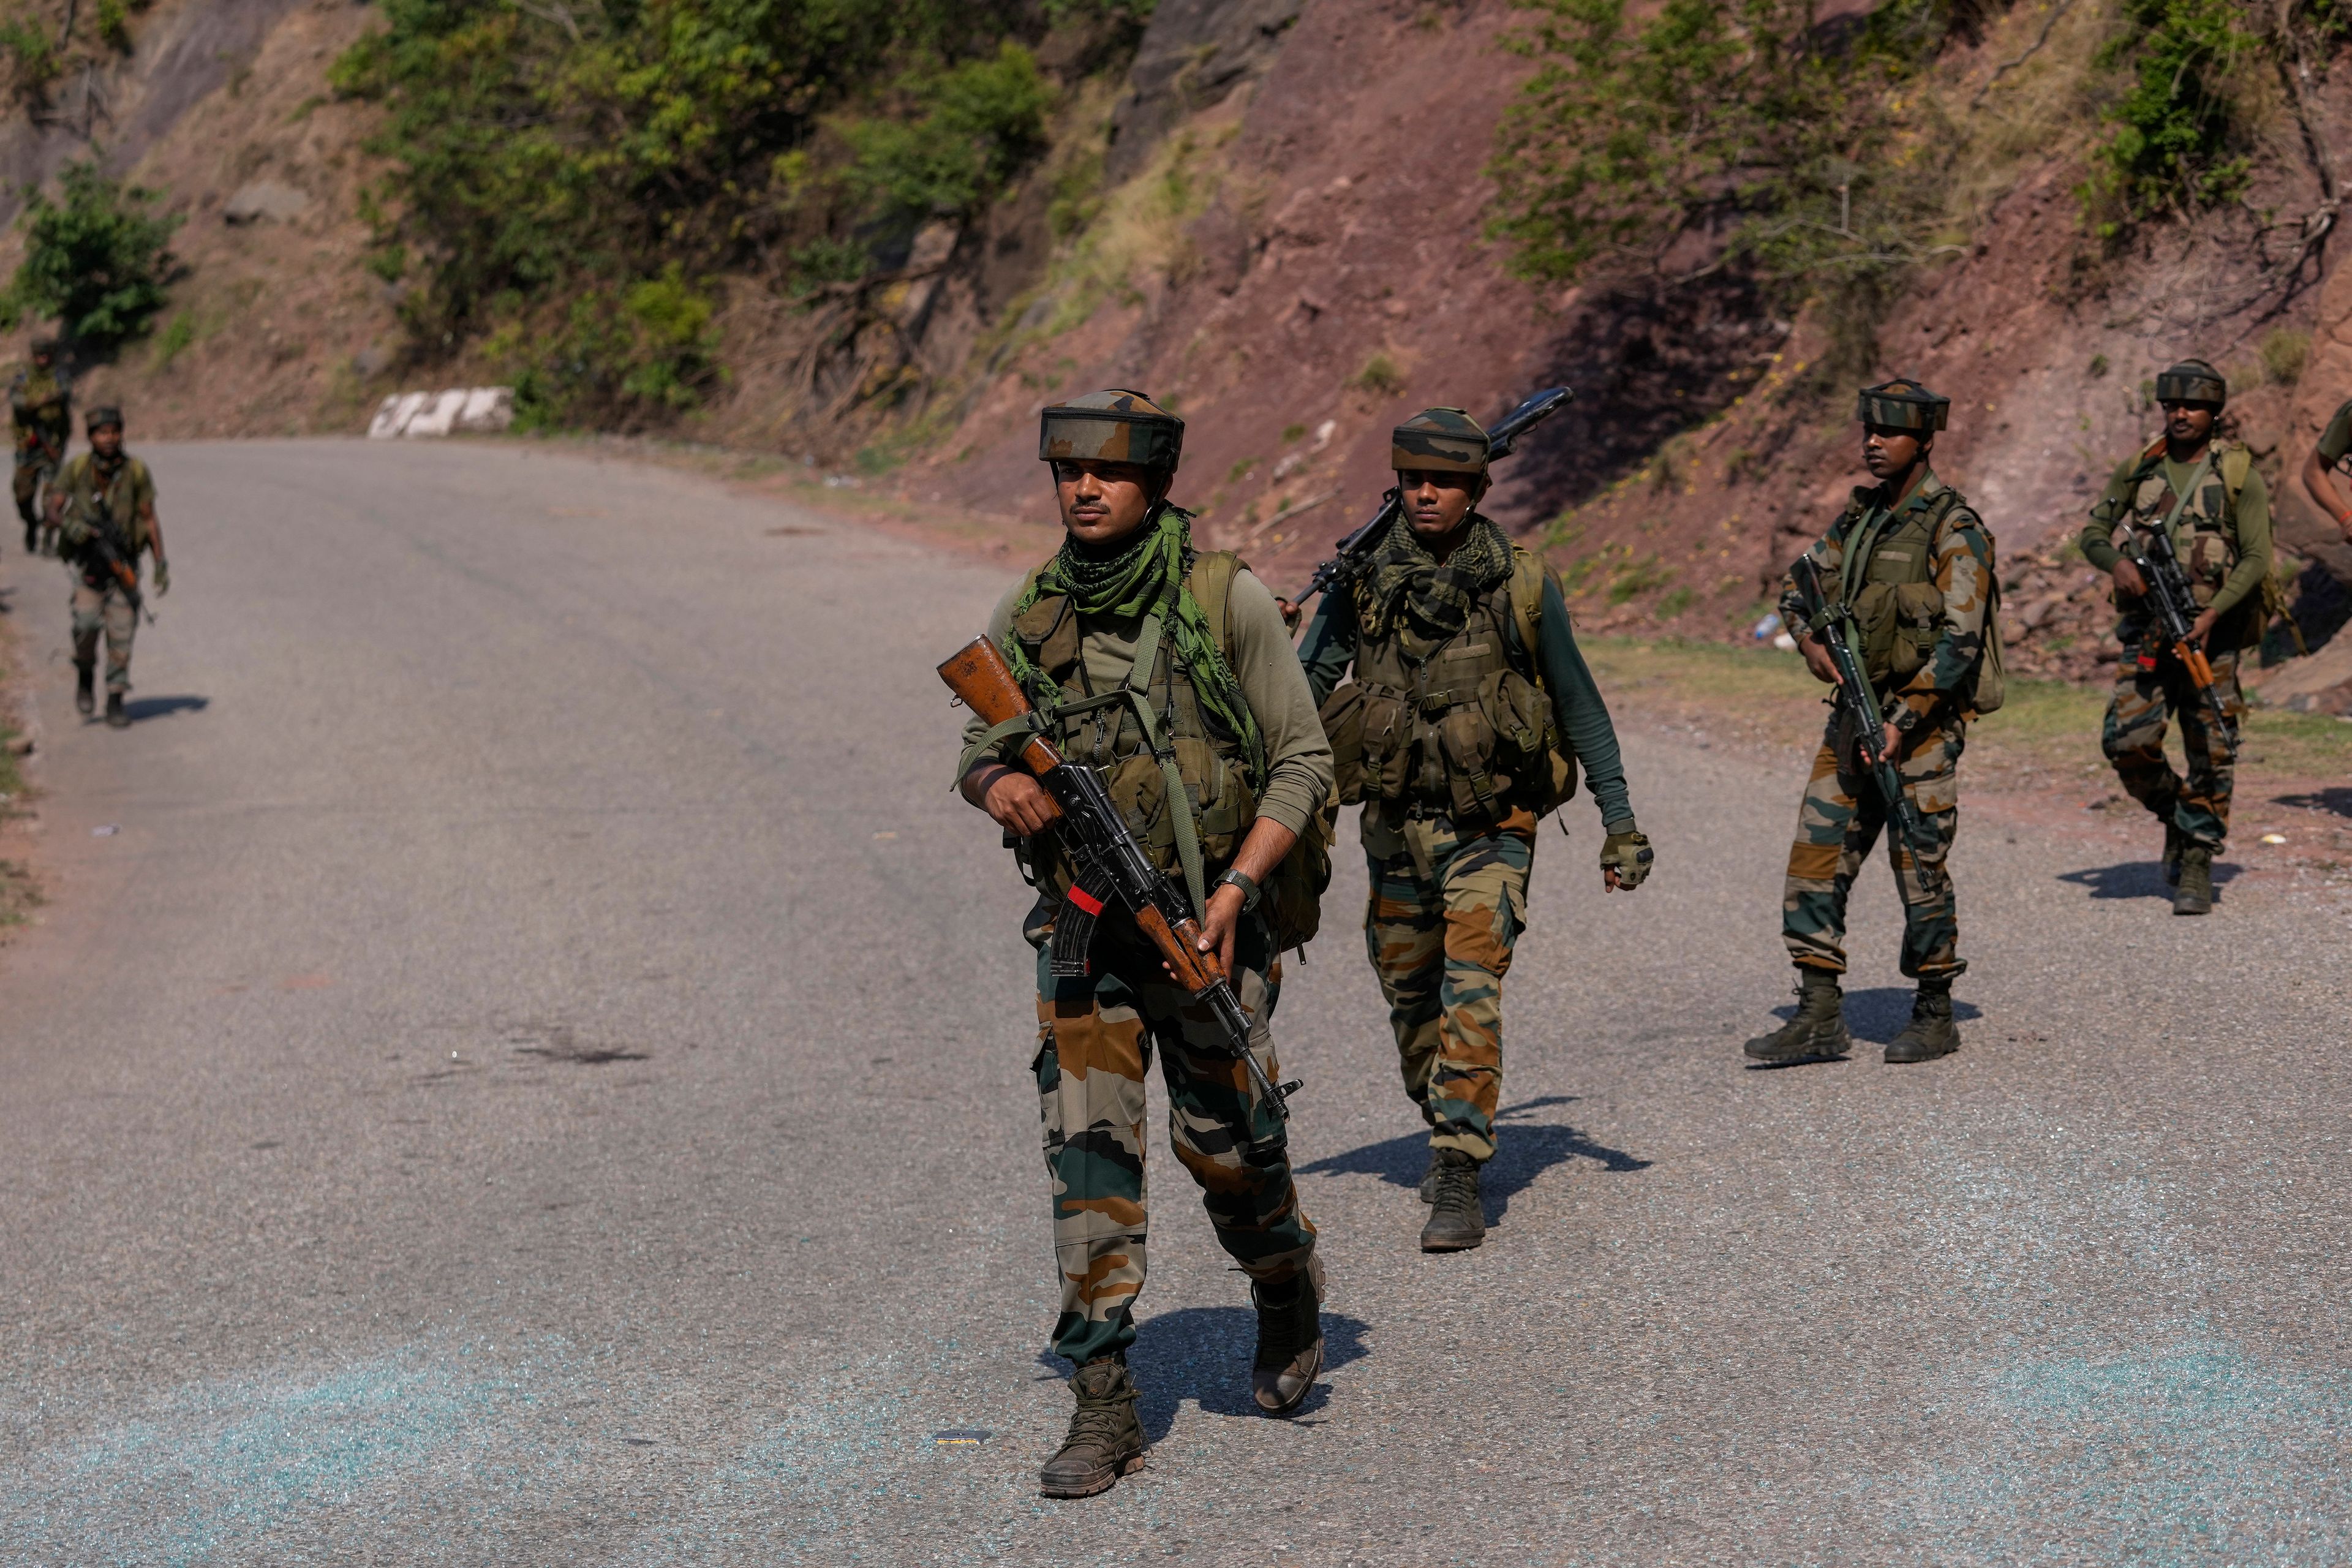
top-left (50, 405), bottom-right (167, 728)
top-left (1747, 379), bottom-right (1994, 1067)
top-left (11, 338), bottom-right (70, 554)
top-left (956, 390), bottom-right (1334, 1499)
top-left (2081, 360), bottom-right (2269, 916)
top-left (1294, 408), bottom-right (1651, 1253)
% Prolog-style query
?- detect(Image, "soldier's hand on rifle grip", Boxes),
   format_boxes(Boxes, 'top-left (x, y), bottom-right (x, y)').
top-left (1275, 597), bottom-right (1303, 634)
top-left (1194, 882), bottom-right (1245, 974)
top-left (1800, 632), bottom-right (1841, 686)
top-left (970, 765), bottom-right (1058, 836)
top-left (1882, 720), bottom-right (1902, 763)
top-left (2113, 558), bottom-right (2149, 598)
top-left (2187, 607), bottom-right (2217, 648)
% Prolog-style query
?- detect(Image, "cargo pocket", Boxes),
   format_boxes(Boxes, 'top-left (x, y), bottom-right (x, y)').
top-left (1889, 580), bottom-right (1945, 678)
top-left (1359, 688), bottom-right (1412, 799)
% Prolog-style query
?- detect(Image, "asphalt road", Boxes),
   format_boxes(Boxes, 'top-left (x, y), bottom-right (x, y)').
top-left (4, 439), bottom-right (2350, 1566)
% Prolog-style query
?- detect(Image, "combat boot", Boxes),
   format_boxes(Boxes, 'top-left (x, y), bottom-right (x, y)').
top-left (1744, 970), bottom-right (1850, 1065)
top-left (2162, 820), bottom-right (2185, 887)
top-left (1885, 984), bottom-right (1959, 1064)
top-left (2174, 845), bottom-right (2213, 916)
top-left (1250, 1256), bottom-right (1325, 1415)
top-left (104, 691), bottom-right (127, 729)
top-left (1038, 1357), bottom-right (1144, 1499)
top-left (1419, 1148), bottom-right (1442, 1204)
top-left (1420, 1149), bottom-right (1485, 1251)
top-left (73, 662), bottom-right (92, 716)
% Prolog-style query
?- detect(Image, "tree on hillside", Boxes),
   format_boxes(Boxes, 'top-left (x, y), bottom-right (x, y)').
top-left (1, 159), bottom-right (183, 351)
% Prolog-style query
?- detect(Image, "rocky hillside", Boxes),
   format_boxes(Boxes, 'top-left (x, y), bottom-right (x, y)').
top-left (6, 0), bottom-right (2352, 680)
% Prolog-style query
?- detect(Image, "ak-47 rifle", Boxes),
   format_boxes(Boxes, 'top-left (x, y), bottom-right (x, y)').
top-left (75, 483), bottom-right (152, 625)
top-left (941, 636), bottom-right (1297, 1144)
top-left (1790, 555), bottom-right (1940, 873)
top-left (2121, 519), bottom-right (2238, 758)
top-left (1284, 385), bottom-right (1575, 612)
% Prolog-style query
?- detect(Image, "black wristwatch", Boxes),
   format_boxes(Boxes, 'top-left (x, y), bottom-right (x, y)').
top-left (1216, 867), bottom-right (1262, 912)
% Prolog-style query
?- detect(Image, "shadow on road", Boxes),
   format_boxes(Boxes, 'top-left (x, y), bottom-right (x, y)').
top-left (2274, 787), bottom-right (2352, 818)
top-left (1035, 1308), bottom-right (1372, 1438)
top-left (124, 695), bottom-right (209, 723)
top-left (2057, 859), bottom-right (2241, 902)
top-left (1295, 1095), bottom-right (1650, 1225)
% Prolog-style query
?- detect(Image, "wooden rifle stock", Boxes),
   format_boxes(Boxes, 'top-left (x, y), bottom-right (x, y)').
top-left (938, 637), bottom-right (1068, 795)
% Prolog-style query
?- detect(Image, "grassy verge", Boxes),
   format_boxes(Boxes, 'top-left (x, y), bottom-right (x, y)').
top-left (0, 626), bottom-right (37, 931)
top-left (1581, 636), bottom-right (2352, 788)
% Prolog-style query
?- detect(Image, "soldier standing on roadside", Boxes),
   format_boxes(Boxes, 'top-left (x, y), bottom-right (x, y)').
top-left (1294, 407), bottom-right (1651, 1253)
top-left (956, 390), bottom-right (1333, 1499)
top-left (11, 338), bottom-right (70, 554)
top-left (50, 405), bottom-right (167, 728)
top-left (1746, 379), bottom-right (1994, 1067)
top-left (2081, 360), bottom-right (2270, 916)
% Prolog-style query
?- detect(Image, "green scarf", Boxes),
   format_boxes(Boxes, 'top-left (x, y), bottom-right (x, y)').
top-left (1004, 503), bottom-right (1265, 783)
top-left (1357, 508), bottom-right (1515, 644)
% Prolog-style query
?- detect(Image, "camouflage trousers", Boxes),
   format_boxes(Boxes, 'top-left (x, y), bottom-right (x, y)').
top-left (1030, 900), bottom-right (1317, 1367)
top-left (13, 450), bottom-right (51, 527)
top-left (2101, 641), bottom-right (2240, 850)
top-left (70, 573), bottom-right (137, 694)
top-left (1782, 711), bottom-right (1965, 981)
top-left (1362, 801), bottom-right (1536, 1164)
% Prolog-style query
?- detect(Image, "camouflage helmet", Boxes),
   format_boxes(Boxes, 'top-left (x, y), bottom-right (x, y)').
top-left (1391, 407), bottom-right (1490, 474)
top-left (1856, 377), bottom-right (1949, 433)
top-left (2155, 358), bottom-right (2226, 408)
top-left (85, 404), bottom-right (123, 433)
top-left (1038, 388), bottom-right (1183, 471)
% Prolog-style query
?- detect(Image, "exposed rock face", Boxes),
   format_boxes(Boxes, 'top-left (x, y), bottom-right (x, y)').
top-left (1106, 0), bottom-right (1303, 181)
top-left (222, 179), bottom-right (307, 224)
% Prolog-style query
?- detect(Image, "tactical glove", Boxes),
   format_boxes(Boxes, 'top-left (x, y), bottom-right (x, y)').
top-left (1600, 826), bottom-right (1653, 891)
top-left (153, 559), bottom-right (169, 596)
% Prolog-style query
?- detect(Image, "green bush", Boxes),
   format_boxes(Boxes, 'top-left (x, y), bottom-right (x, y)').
top-left (1490, 0), bottom-right (1956, 284)
top-left (334, 0), bottom-right (1061, 422)
top-left (2081, 0), bottom-right (2255, 236)
top-left (0, 160), bottom-right (182, 349)
top-left (508, 263), bottom-right (722, 429)
top-left (840, 44), bottom-right (1052, 217)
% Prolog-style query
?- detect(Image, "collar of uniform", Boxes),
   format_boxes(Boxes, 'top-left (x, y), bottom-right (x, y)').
top-left (1880, 466), bottom-right (1946, 516)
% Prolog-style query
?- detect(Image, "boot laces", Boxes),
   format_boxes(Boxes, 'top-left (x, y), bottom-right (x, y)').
top-left (1063, 1372), bottom-right (1132, 1447)
top-left (1430, 1156), bottom-right (1479, 1213)
top-left (1253, 1282), bottom-right (1315, 1366)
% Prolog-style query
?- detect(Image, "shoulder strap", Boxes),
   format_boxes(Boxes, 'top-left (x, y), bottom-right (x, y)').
top-left (1505, 548), bottom-right (1547, 673)
top-left (2219, 444), bottom-right (2251, 510)
top-left (1186, 549), bottom-right (1242, 663)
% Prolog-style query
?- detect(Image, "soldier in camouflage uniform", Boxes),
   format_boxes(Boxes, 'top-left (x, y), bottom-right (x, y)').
top-left (50, 406), bottom-right (168, 728)
top-left (957, 390), bottom-right (1334, 1499)
top-left (1746, 379), bottom-right (1994, 1067)
top-left (2296, 387), bottom-right (2352, 546)
top-left (1296, 408), bottom-right (1651, 1252)
top-left (11, 339), bottom-right (70, 554)
top-left (2081, 360), bottom-right (2270, 916)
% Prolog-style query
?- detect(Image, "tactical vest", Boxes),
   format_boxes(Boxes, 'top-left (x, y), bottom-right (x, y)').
top-left (1828, 479), bottom-right (2005, 715)
top-left (1349, 549), bottom-right (1574, 822)
top-left (2115, 439), bottom-right (2261, 649)
top-left (1006, 556), bottom-right (1259, 902)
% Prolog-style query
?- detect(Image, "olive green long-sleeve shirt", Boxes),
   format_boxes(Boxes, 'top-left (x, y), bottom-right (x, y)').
top-left (961, 565), bottom-right (1335, 839)
top-left (2080, 447), bottom-right (2272, 621)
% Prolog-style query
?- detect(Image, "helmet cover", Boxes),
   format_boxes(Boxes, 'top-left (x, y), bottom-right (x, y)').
top-left (1038, 388), bottom-right (1184, 470)
top-left (1856, 377), bottom-right (1949, 432)
top-left (84, 404), bottom-right (123, 433)
top-left (2154, 359), bottom-right (2226, 408)
top-left (1391, 407), bottom-right (1490, 473)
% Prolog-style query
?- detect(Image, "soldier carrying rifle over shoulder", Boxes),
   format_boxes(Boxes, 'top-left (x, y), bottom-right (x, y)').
top-left (2082, 359), bottom-right (2269, 917)
top-left (1747, 378), bottom-right (1998, 1068)
top-left (11, 337), bottom-right (70, 554)
top-left (955, 390), bottom-right (1333, 1499)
